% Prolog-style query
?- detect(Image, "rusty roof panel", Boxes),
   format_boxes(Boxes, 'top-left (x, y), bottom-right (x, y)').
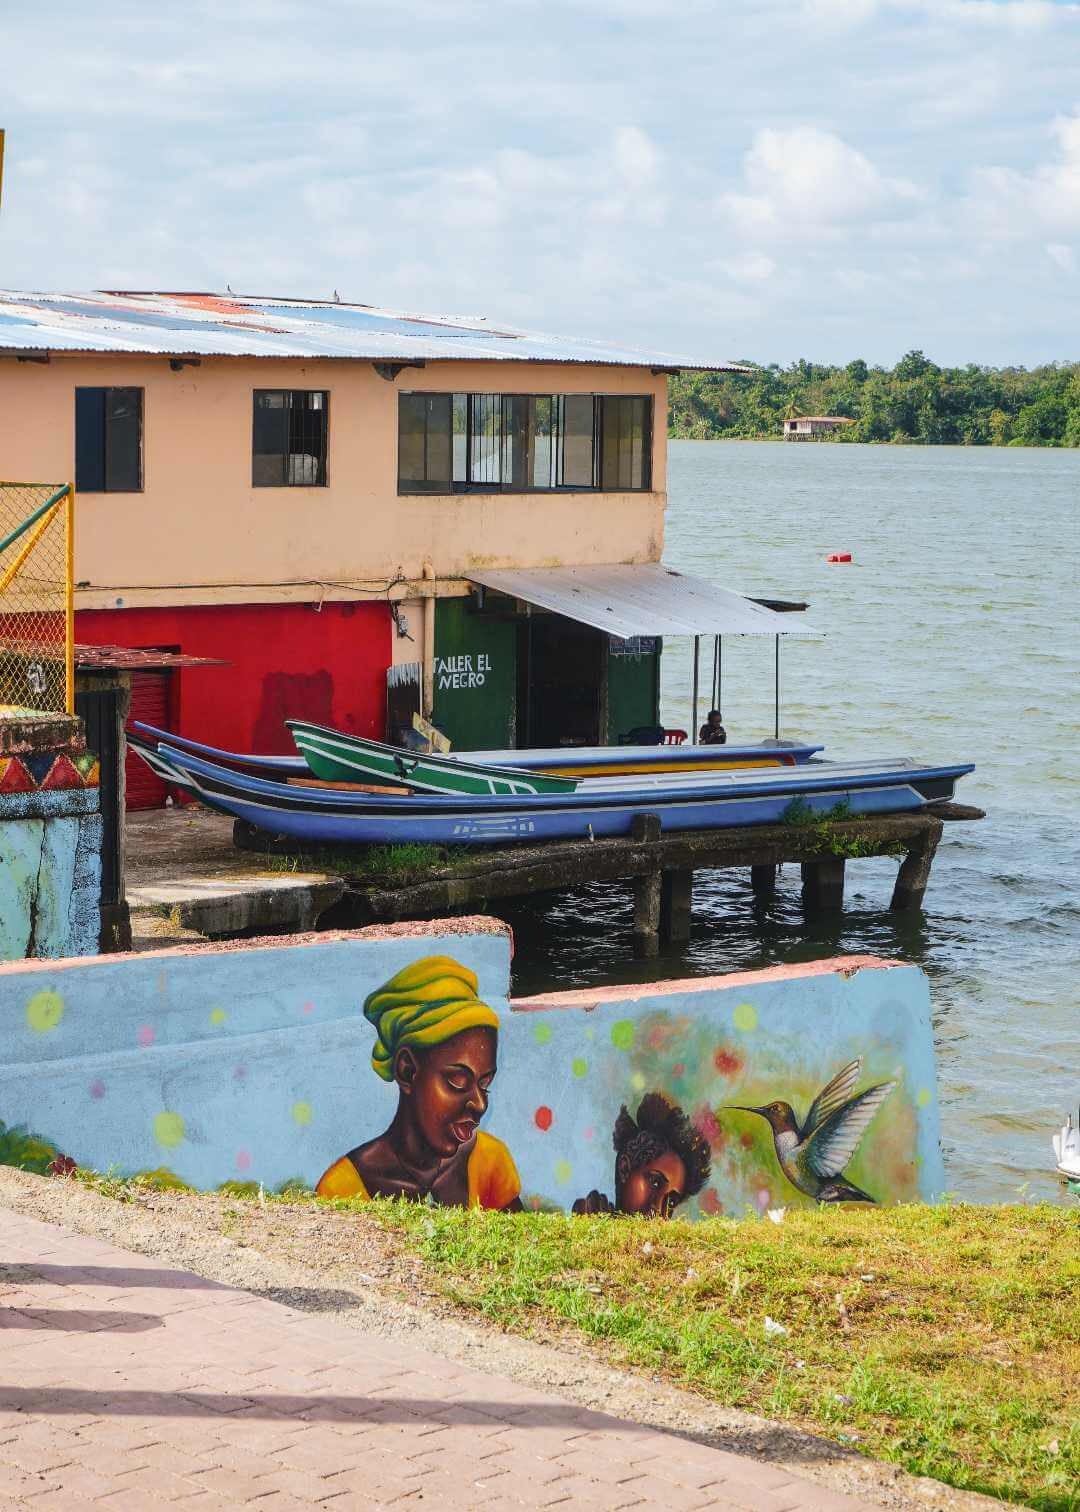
top-left (74, 644), bottom-right (228, 670)
top-left (0, 290), bottom-right (745, 371)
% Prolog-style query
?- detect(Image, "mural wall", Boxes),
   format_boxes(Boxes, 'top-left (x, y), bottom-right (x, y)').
top-left (0, 919), bottom-right (945, 1211)
top-left (0, 717), bottom-right (102, 961)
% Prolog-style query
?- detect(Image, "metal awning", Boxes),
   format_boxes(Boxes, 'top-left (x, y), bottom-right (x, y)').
top-left (466, 564), bottom-right (819, 639)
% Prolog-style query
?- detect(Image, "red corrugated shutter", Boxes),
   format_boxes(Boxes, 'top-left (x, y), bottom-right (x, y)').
top-left (126, 671), bottom-right (172, 810)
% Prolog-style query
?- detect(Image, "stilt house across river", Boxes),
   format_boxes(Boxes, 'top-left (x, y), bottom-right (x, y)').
top-left (0, 291), bottom-right (801, 805)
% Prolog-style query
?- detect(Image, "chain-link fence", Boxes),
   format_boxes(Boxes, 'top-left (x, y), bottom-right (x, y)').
top-left (0, 483), bottom-right (74, 716)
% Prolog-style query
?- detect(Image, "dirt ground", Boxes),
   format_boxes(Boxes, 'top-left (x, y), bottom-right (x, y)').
top-left (0, 1168), bottom-right (1005, 1512)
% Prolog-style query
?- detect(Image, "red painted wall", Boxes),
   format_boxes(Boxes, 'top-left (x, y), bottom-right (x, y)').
top-left (76, 601), bottom-right (392, 754)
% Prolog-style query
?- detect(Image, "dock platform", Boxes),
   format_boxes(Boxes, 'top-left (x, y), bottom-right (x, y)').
top-left (234, 802), bottom-right (985, 956)
top-left (125, 807), bottom-right (345, 947)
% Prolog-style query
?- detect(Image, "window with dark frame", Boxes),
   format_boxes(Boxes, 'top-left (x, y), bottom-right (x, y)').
top-left (252, 390), bottom-right (329, 487)
top-left (74, 388), bottom-right (143, 492)
top-left (397, 392), bottom-right (651, 495)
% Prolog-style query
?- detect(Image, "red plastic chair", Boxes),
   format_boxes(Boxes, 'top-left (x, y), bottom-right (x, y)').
top-left (662, 728), bottom-right (688, 745)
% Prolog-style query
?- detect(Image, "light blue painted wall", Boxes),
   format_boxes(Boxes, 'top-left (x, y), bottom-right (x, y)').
top-left (0, 809), bottom-right (101, 960)
top-left (0, 925), bottom-right (944, 1211)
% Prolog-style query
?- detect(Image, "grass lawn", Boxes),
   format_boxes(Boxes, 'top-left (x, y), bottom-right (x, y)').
top-left (356, 1199), bottom-right (1079, 1510)
top-left (65, 1164), bottom-right (1078, 1510)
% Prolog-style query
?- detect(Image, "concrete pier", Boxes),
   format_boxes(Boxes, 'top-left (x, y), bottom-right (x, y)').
top-left (234, 802), bottom-right (984, 954)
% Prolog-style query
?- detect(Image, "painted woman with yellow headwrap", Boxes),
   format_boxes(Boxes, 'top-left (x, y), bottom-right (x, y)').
top-left (316, 956), bottom-right (522, 1210)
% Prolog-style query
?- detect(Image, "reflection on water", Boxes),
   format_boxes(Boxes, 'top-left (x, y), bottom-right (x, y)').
top-left (505, 443), bottom-right (1080, 1207)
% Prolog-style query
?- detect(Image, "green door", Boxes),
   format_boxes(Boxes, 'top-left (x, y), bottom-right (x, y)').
top-left (433, 597), bottom-right (518, 750)
top-left (606, 636), bottom-right (661, 742)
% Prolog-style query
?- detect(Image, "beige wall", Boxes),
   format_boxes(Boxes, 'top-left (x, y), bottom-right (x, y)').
top-left (0, 356), bottom-right (667, 612)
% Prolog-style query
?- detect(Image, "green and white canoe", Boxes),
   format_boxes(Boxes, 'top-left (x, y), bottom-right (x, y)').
top-left (287, 720), bottom-right (580, 796)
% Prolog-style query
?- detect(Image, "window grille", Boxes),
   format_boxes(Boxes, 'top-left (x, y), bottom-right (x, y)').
top-left (253, 390), bottom-right (329, 487)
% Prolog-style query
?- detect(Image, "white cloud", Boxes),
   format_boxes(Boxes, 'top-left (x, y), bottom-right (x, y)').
top-left (1, 0), bottom-right (1079, 363)
top-left (1046, 241), bottom-right (1077, 271)
top-left (967, 109), bottom-right (1080, 237)
top-left (719, 126), bottom-right (921, 239)
top-left (722, 252), bottom-right (779, 284)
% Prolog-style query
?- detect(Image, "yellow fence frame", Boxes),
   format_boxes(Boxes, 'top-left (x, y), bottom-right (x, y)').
top-left (0, 481), bottom-right (75, 715)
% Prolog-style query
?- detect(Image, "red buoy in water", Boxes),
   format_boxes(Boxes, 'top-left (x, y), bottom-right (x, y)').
top-left (826, 551), bottom-right (852, 563)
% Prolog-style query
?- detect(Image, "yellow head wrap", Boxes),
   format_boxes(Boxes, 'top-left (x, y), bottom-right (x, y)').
top-left (363, 955), bottom-right (500, 1082)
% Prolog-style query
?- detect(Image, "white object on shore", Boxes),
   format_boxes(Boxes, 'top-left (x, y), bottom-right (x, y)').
top-left (763, 1316), bottom-right (788, 1338)
top-left (1052, 1110), bottom-right (1080, 1180)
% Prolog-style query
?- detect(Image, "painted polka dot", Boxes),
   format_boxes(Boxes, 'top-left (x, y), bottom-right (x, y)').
top-left (571, 1057), bottom-right (588, 1079)
top-left (755, 1186), bottom-right (771, 1209)
top-left (631, 1071), bottom-right (646, 1091)
top-left (137, 1025), bottom-right (156, 1048)
top-left (610, 1019), bottom-right (634, 1051)
top-left (583, 1126), bottom-right (595, 1141)
top-left (89, 1079), bottom-right (106, 1100)
top-left (209, 1009), bottom-right (227, 1027)
top-left (235, 1149), bottom-right (253, 1173)
top-left (554, 1159), bottom-right (572, 1185)
top-left (585, 1027), bottom-right (594, 1042)
top-left (732, 1002), bottom-right (758, 1033)
top-left (26, 990), bottom-right (64, 1034)
top-left (233, 1065), bottom-right (247, 1082)
top-left (302, 1001), bottom-right (315, 1015)
top-left (533, 1022), bottom-right (552, 1046)
top-left (917, 1087), bottom-right (933, 1108)
top-left (291, 1101), bottom-right (313, 1126)
top-left (154, 1111), bottom-right (185, 1149)
top-left (534, 1106), bottom-right (553, 1132)
top-left (672, 1062), bottom-right (686, 1078)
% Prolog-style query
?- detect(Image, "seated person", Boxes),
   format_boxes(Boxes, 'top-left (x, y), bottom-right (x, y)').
top-left (698, 709), bottom-right (727, 745)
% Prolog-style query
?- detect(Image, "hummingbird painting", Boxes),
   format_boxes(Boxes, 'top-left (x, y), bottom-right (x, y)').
top-left (727, 1059), bottom-right (897, 1203)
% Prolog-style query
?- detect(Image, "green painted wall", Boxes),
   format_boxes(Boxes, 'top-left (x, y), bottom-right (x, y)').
top-left (607, 636), bottom-right (661, 741)
top-left (433, 598), bottom-right (518, 750)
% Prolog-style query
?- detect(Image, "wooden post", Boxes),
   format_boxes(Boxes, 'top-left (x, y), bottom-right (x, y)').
top-left (660, 868), bottom-right (692, 943)
top-left (801, 857), bottom-right (845, 912)
top-left (633, 872), bottom-right (662, 957)
top-left (750, 863), bottom-right (776, 898)
top-left (891, 820), bottom-right (942, 911)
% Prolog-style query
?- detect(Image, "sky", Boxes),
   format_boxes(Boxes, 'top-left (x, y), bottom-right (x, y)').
top-left (2, 0), bottom-right (1080, 367)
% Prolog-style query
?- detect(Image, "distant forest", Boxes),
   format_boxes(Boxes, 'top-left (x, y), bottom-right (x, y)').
top-left (668, 351), bottom-right (1080, 446)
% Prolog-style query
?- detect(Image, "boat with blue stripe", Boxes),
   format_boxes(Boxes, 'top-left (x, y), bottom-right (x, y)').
top-left (142, 740), bottom-right (974, 848)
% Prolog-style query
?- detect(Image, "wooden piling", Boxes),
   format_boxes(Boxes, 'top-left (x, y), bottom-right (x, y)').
top-left (750, 863), bottom-right (777, 898)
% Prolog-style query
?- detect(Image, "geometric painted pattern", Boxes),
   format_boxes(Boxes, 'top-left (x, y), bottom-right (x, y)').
top-left (0, 750), bottom-right (100, 793)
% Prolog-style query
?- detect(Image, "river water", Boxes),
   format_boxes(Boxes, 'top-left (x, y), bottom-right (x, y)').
top-left (505, 442), bottom-right (1079, 1205)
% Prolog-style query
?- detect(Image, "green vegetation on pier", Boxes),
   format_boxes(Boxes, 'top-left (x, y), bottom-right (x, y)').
top-left (669, 352), bottom-right (1080, 445)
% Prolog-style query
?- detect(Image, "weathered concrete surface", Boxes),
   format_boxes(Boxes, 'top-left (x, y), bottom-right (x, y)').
top-left (126, 806), bottom-right (345, 940)
top-left (316, 807), bottom-right (984, 929)
top-left (0, 709), bottom-right (83, 755)
top-left (0, 796), bottom-right (101, 961)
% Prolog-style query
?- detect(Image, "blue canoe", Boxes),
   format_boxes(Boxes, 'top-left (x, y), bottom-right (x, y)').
top-left (142, 741), bottom-right (974, 847)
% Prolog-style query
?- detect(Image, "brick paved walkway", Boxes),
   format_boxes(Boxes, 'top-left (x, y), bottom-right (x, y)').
top-left (0, 1210), bottom-right (872, 1510)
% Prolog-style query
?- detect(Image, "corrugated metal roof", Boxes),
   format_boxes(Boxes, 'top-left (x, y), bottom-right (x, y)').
top-left (0, 290), bottom-right (746, 370)
top-left (467, 564), bottom-right (820, 638)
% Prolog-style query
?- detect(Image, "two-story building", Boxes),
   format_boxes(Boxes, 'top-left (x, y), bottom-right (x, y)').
top-left (0, 290), bottom-right (769, 804)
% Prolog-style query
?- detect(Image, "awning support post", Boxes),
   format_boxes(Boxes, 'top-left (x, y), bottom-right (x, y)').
top-left (691, 635), bottom-right (700, 741)
top-left (774, 635), bottom-right (780, 740)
